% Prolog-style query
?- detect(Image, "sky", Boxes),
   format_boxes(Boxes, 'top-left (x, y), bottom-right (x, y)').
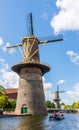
top-left (0, 0), bottom-right (79, 105)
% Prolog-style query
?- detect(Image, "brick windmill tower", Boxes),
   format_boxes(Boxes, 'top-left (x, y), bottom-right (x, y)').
top-left (7, 13), bottom-right (63, 115)
top-left (53, 85), bottom-right (65, 108)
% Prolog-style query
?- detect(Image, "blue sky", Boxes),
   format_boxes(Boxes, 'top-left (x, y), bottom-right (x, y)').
top-left (0, 0), bottom-right (79, 105)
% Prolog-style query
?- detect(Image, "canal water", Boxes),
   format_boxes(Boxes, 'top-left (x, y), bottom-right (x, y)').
top-left (0, 114), bottom-right (79, 130)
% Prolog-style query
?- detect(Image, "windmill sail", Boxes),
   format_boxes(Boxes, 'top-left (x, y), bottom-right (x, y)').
top-left (6, 44), bottom-right (22, 48)
top-left (27, 13), bottom-right (34, 36)
top-left (39, 34), bottom-right (63, 44)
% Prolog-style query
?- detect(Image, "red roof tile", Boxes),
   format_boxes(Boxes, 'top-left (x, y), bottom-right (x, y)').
top-left (4, 88), bottom-right (18, 94)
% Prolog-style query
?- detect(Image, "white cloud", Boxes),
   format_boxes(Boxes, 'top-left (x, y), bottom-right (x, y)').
top-left (74, 83), bottom-right (79, 92)
top-left (44, 82), bottom-right (52, 90)
top-left (66, 83), bottom-right (79, 103)
top-left (57, 79), bottom-right (65, 85)
top-left (0, 37), bottom-right (3, 46)
top-left (66, 91), bottom-right (76, 98)
top-left (0, 60), bottom-right (19, 88)
top-left (0, 69), bottom-right (19, 88)
top-left (42, 77), bottom-right (53, 101)
top-left (66, 50), bottom-right (79, 65)
top-left (0, 58), bottom-right (5, 63)
top-left (45, 90), bottom-right (53, 101)
top-left (2, 42), bottom-right (16, 54)
top-left (51, 0), bottom-right (79, 33)
top-left (43, 77), bottom-right (53, 90)
top-left (0, 36), bottom-right (15, 54)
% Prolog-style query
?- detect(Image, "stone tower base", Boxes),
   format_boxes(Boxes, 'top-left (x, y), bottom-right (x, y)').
top-left (12, 63), bottom-right (50, 115)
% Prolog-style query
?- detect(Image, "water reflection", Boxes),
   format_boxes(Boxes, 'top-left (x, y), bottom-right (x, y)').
top-left (1, 114), bottom-right (79, 130)
top-left (17, 116), bottom-right (47, 130)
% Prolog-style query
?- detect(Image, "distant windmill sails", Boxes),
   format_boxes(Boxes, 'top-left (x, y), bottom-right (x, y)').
top-left (53, 85), bottom-right (65, 109)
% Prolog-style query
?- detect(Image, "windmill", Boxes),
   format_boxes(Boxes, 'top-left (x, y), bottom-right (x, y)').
top-left (53, 85), bottom-right (65, 109)
top-left (7, 13), bottom-right (63, 115)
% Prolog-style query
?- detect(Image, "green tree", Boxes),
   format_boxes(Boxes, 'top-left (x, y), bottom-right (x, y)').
top-left (51, 102), bottom-right (55, 108)
top-left (65, 105), bottom-right (72, 109)
top-left (72, 101), bottom-right (79, 109)
top-left (46, 100), bottom-right (55, 108)
top-left (5, 99), bottom-right (16, 111)
top-left (0, 85), bottom-right (5, 93)
top-left (0, 94), bottom-right (8, 109)
top-left (8, 99), bottom-right (16, 109)
top-left (0, 86), bottom-right (16, 111)
top-left (61, 102), bottom-right (65, 106)
top-left (46, 100), bottom-right (52, 108)
top-left (72, 102), bottom-right (76, 108)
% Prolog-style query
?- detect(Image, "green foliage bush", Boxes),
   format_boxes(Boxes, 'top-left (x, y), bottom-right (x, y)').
top-left (0, 87), bottom-right (16, 112)
top-left (46, 100), bottom-right (55, 108)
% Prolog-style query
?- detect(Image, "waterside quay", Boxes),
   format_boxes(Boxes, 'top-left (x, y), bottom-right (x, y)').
top-left (47, 108), bottom-right (79, 113)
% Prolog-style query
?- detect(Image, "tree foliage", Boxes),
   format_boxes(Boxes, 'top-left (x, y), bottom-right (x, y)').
top-left (0, 85), bottom-right (5, 93)
top-left (72, 101), bottom-right (79, 109)
top-left (0, 86), bottom-right (16, 111)
top-left (46, 100), bottom-right (55, 108)
top-left (8, 99), bottom-right (16, 109)
top-left (65, 105), bottom-right (72, 109)
top-left (65, 101), bottom-right (79, 109)
top-left (46, 100), bottom-right (79, 109)
top-left (0, 94), bottom-right (8, 109)
top-left (61, 102), bottom-right (65, 106)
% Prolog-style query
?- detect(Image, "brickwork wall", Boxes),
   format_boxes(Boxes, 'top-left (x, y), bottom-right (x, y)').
top-left (15, 67), bottom-right (47, 115)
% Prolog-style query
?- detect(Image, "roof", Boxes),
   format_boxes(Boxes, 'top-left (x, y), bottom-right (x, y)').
top-left (4, 88), bottom-right (18, 94)
top-left (3, 88), bottom-right (18, 100)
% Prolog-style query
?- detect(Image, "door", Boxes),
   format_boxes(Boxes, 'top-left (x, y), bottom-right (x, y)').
top-left (21, 107), bottom-right (28, 114)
